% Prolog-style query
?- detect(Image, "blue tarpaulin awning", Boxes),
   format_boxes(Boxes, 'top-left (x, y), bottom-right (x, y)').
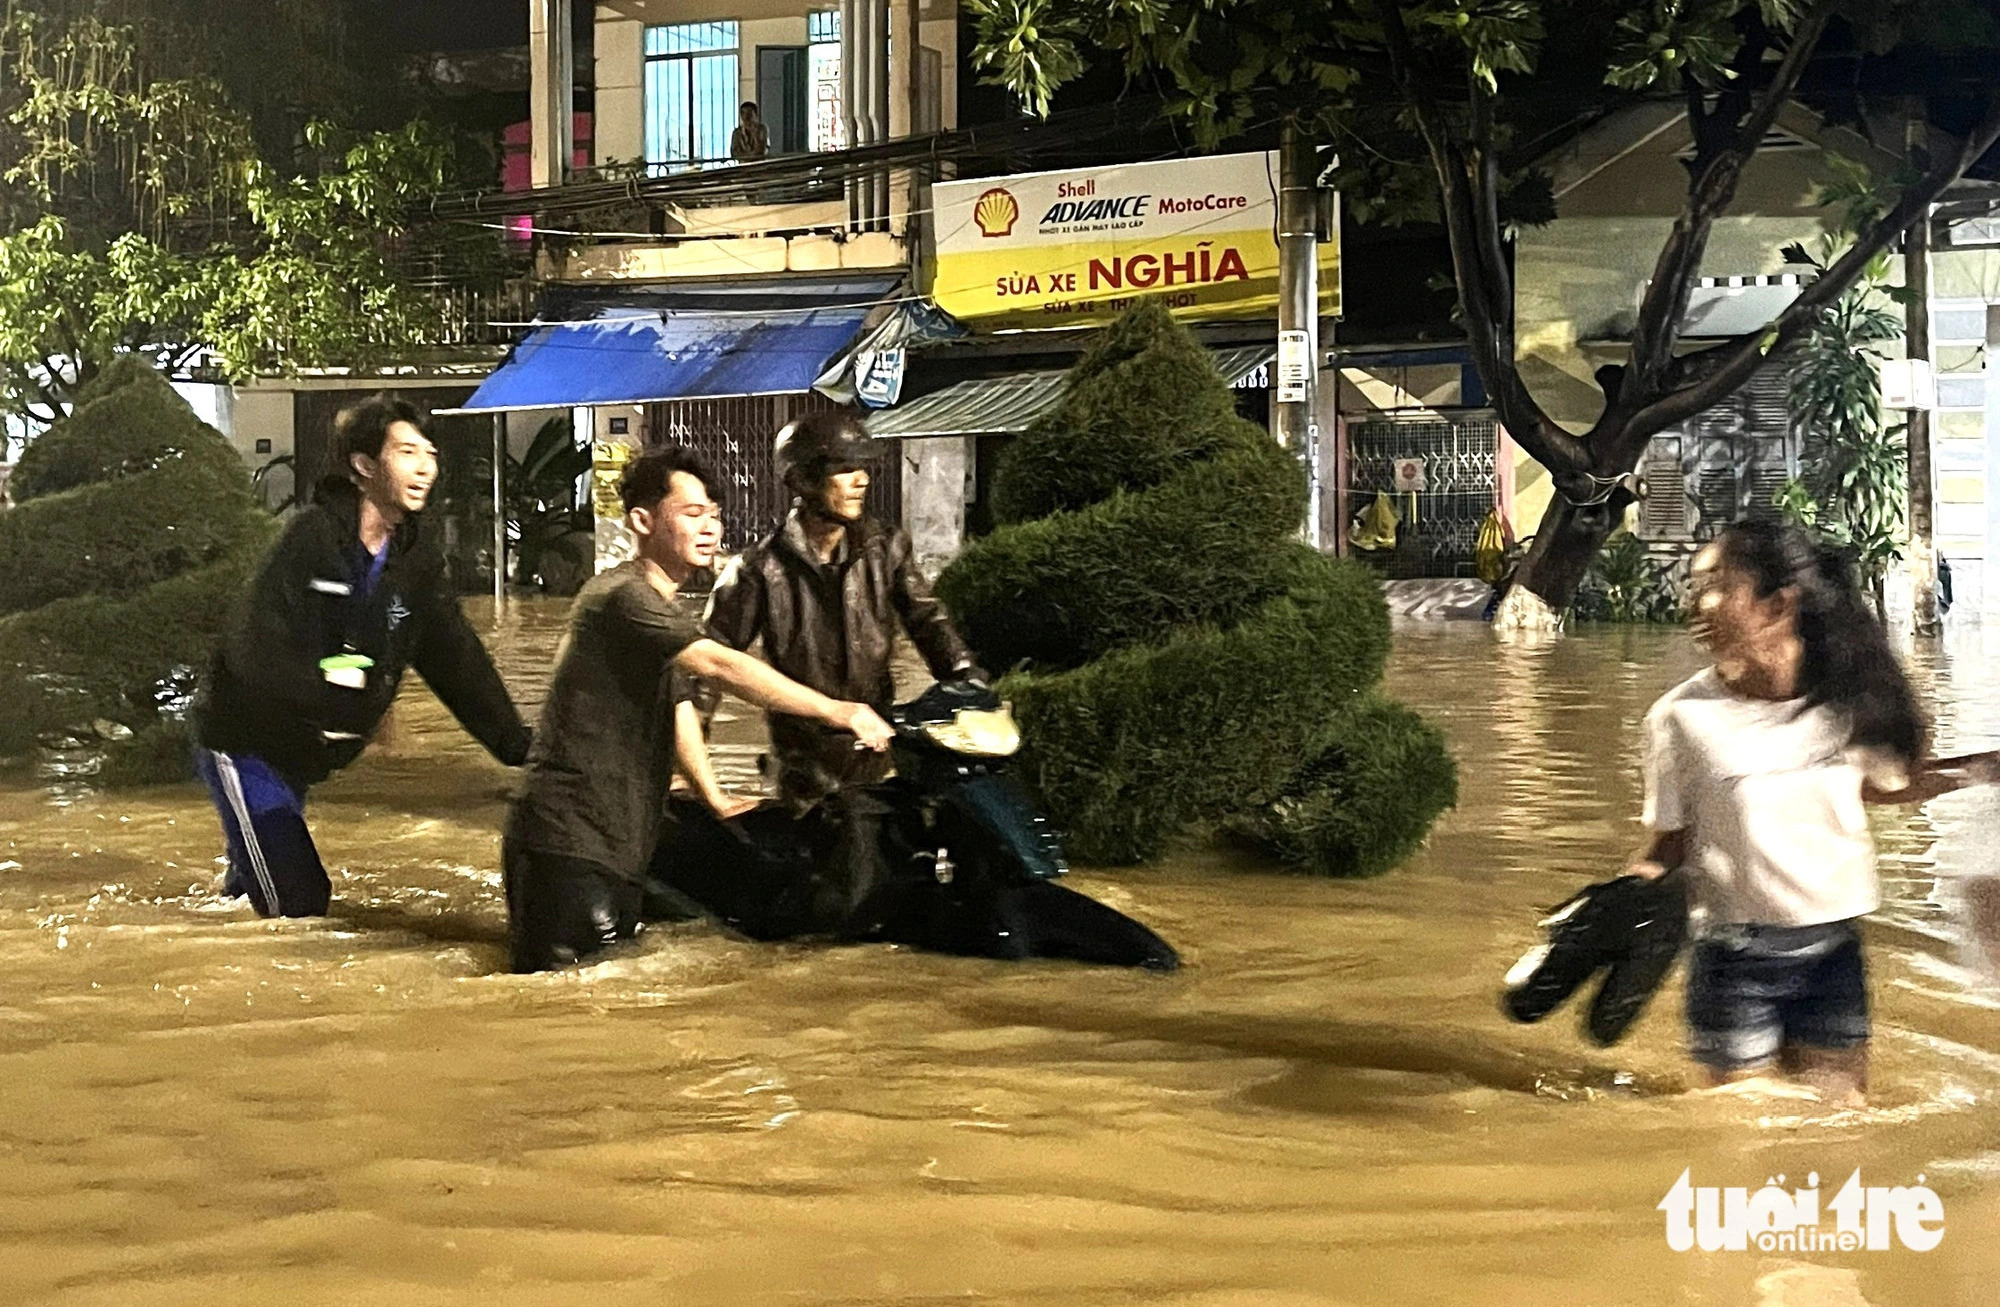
top-left (442, 303), bottom-right (879, 413)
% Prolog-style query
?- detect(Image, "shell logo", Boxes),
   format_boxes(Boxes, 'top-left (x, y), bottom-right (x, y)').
top-left (973, 187), bottom-right (1020, 237)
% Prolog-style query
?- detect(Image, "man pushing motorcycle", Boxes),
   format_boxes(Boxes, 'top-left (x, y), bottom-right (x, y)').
top-left (505, 444), bottom-right (892, 972)
top-left (682, 410), bottom-right (985, 933)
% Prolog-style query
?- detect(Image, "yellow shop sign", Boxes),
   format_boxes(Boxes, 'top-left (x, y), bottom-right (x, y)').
top-left (930, 151), bottom-right (1339, 331)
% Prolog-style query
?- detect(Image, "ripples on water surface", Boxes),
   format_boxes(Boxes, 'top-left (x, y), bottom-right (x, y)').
top-left (4, 601), bottom-right (2000, 1304)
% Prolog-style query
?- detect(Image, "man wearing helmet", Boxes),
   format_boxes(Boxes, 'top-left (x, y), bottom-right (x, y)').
top-left (684, 409), bottom-right (983, 929)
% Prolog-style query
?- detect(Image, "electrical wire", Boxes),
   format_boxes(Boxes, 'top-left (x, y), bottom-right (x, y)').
top-left (418, 97), bottom-right (1186, 223)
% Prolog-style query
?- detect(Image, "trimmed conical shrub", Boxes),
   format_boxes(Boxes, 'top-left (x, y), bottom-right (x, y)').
top-left (935, 303), bottom-right (1456, 875)
top-left (0, 357), bottom-right (276, 782)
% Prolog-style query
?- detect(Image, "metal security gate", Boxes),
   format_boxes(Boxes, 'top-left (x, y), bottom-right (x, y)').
top-left (648, 394), bottom-right (903, 553)
top-left (1345, 411), bottom-right (1501, 578)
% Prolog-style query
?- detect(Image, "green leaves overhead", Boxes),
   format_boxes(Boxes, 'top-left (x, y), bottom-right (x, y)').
top-left (967, 0), bottom-right (1368, 143)
top-left (961, 1), bottom-right (1805, 222)
top-left (1604, 0), bottom-right (1746, 90)
top-left (1411, 0), bottom-right (1544, 91)
top-left (0, 5), bottom-right (457, 423)
top-left (964, 0), bottom-right (1094, 120)
top-left (1785, 173), bottom-right (1908, 596)
top-left (1757, 0), bottom-right (1807, 31)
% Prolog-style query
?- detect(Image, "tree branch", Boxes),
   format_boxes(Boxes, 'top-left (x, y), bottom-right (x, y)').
top-left (1378, 1), bottom-right (1585, 473)
top-left (1466, 80), bottom-right (1513, 321)
top-left (1703, 21), bottom-right (1772, 163)
top-left (1723, 4), bottom-right (1827, 159)
top-left (1683, 70), bottom-right (1712, 161)
top-left (1624, 1), bottom-right (1834, 392)
top-left (1627, 94), bottom-right (2000, 442)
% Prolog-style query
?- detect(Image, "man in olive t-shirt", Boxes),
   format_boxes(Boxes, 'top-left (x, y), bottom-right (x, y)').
top-left (503, 445), bottom-right (892, 973)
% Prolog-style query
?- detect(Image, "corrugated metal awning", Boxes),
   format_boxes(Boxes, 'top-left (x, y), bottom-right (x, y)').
top-left (868, 344), bottom-right (1276, 439)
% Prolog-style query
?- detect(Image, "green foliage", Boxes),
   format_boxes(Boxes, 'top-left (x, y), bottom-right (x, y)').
top-left (963, 0), bottom-right (1816, 206)
top-left (0, 363), bottom-right (270, 781)
top-left (94, 718), bottom-right (194, 789)
top-left (507, 414), bottom-right (594, 590)
top-left (950, 450), bottom-right (1312, 669)
top-left (1571, 529), bottom-right (1682, 623)
top-left (992, 306), bottom-right (1243, 522)
top-left (1224, 694), bottom-right (1459, 877)
top-left (1416, 0), bottom-right (1545, 92)
top-left (10, 354), bottom-right (238, 499)
top-left (938, 302), bottom-right (1455, 876)
top-left (1782, 169), bottom-right (1908, 598)
top-left (1605, 0), bottom-right (1753, 91)
top-left (0, 455), bottom-right (267, 615)
top-left (0, 4), bottom-right (455, 425)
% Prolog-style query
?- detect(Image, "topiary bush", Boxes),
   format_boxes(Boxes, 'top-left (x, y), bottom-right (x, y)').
top-left (936, 303), bottom-right (1457, 876)
top-left (0, 358), bottom-right (276, 782)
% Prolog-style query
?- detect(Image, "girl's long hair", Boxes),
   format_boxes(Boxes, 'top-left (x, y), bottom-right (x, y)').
top-left (1714, 520), bottom-right (1925, 767)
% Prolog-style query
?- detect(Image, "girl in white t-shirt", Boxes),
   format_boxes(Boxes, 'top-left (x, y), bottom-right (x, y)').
top-left (1633, 521), bottom-right (1993, 1105)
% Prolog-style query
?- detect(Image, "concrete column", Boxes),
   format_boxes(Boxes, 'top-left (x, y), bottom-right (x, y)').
top-left (530, 0), bottom-right (574, 189)
top-left (594, 18), bottom-right (644, 170)
top-left (1986, 303), bottom-right (2000, 618)
top-left (491, 413), bottom-right (508, 602)
top-left (871, 0), bottom-right (891, 227)
top-left (841, 0), bottom-right (861, 227)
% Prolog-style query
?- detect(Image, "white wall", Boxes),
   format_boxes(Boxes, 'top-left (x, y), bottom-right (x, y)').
top-left (172, 382), bottom-right (295, 465)
top-left (1515, 214), bottom-right (1831, 348)
top-left (739, 15), bottom-right (809, 116)
top-left (595, 15), bottom-right (645, 167)
top-left (505, 407), bottom-right (571, 460)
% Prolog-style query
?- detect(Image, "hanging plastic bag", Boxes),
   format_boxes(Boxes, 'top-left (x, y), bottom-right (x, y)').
top-left (1349, 491), bottom-right (1401, 552)
top-left (1475, 507), bottom-right (1510, 585)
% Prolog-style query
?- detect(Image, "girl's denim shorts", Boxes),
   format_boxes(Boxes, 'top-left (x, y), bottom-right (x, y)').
top-left (1685, 918), bottom-right (1869, 1070)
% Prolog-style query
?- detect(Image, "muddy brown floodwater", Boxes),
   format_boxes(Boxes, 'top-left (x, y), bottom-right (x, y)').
top-left (5, 601), bottom-right (2000, 1305)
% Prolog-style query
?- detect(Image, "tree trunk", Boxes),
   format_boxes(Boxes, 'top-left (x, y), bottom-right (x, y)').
top-left (1904, 140), bottom-right (1939, 635)
top-left (1507, 491), bottom-right (1623, 619)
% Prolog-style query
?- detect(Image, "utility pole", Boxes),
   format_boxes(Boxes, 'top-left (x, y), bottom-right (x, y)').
top-left (1274, 119), bottom-right (1321, 547)
top-left (899, 0), bottom-right (924, 266)
top-left (529, 0), bottom-right (573, 190)
top-left (491, 413), bottom-right (507, 607)
top-left (1905, 114), bottom-right (1939, 634)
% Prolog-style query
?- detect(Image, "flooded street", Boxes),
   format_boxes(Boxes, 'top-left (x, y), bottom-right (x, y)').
top-left (5, 602), bottom-right (2000, 1304)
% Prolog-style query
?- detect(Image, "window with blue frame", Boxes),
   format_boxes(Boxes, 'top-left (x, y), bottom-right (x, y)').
top-left (645, 21), bottom-right (739, 173)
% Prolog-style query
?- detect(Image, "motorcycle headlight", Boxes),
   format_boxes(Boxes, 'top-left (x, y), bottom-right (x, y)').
top-left (921, 703), bottom-right (1022, 757)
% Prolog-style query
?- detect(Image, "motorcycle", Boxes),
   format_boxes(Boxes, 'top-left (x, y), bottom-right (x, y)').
top-left (649, 681), bottom-right (1181, 971)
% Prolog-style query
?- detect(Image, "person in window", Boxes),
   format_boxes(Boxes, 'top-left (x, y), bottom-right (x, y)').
top-left (731, 101), bottom-right (770, 161)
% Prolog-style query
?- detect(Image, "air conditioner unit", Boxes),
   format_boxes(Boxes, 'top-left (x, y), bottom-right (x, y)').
top-left (1879, 358), bottom-right (1936, 410)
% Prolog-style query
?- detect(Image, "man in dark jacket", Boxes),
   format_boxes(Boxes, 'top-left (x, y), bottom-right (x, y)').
top-left (195, 394), bottom-right (531, 918)
top-left (689, 410), bottom-right (982, 929)
top-left (701, 410), bottom-right (981, 807)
